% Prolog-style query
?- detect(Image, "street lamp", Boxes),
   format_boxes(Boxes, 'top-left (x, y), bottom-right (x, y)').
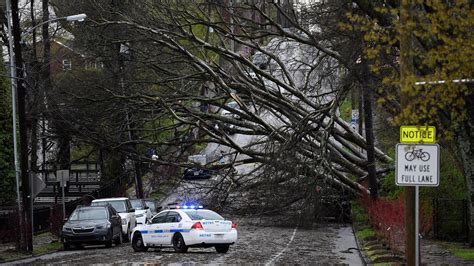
top-left (5, 0), bottom-right (87, 251)
top-left (22, 13), bottom-right (88, 37)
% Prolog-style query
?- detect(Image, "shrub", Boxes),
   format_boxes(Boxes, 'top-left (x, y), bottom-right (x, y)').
top-left (360, 194), bottom-right (432, 252)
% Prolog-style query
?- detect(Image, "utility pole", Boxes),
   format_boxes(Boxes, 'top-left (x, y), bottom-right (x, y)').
top-left (400, 0), bottom-right (416, 264)
top-left (361, 57), bottom-right (378, 199)
top-left (5, 0), bottom-right (23, 251)
top-left (11, 0), bottom-right (32, 252)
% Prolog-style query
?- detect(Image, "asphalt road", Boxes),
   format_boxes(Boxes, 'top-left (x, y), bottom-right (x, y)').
top-left (8, 222), bottom-right (362, 265)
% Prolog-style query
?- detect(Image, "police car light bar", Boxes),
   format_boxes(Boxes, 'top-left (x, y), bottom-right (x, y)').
top-left (174, 205), bottom-right (204, 209)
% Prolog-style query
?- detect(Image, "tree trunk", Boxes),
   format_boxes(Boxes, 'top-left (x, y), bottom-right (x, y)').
top-left (457, 95), bottom-right (474, 247)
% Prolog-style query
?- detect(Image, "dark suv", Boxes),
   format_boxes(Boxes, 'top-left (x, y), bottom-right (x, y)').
top-left (61, 205), bottom-right (122, 250)
top-left (183, 168), bottom-right (212, 180)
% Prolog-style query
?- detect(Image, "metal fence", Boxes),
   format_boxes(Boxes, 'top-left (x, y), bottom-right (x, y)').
top-left (433, 198), bottom-right (468, 242)
top-left (0, 173), bottom-right (128, 241)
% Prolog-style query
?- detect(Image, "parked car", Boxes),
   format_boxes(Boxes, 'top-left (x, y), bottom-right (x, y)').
top-left (131, 205), bottom-right (237, 253)
top-left (130, 199), bottom-right (153, 225)
top-left (90, 197), bottom-right (136, 242)
top-left (61, 205), bottom-right (122, 250)
top-left (221, 101), bottom-right (242, 134)
top-left (183, 168), bottom-right (212, 180)
top-left (144, 198), bottom-right (161, 215)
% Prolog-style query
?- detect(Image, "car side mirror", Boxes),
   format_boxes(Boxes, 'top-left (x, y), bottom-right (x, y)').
top-left (129, 208), bottom-right (135, 213)
top-left (145, 206), bottom-right (149, 209)
top-left (146, 218), bottom-right (151, 224)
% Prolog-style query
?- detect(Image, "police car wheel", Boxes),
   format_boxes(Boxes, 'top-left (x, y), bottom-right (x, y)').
top-left (132, 233), bottom-right (148, 252)
top-left (172, 233), bottom-right (188, 253)
top-left (63, 243), bottom-right (71, 251)
top-left (215, 244), bottom-right (230, 253)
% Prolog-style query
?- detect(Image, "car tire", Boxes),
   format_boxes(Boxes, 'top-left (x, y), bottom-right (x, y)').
top-left (172, 233), bottom-right (188, 253)
top-left (63, 242), bottom-right (71, 251)
top-left (215, 244), bottom-right (230, 253)
top-left (114, 230), bottom-right (123, 246)
top-left (132, 233), bottom-right (148, 252)
top-left (105, 230), bottom-right (113, 248)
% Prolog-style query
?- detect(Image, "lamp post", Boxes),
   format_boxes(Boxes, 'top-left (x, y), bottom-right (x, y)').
top-left (5, 0), bottom-right (86, 251)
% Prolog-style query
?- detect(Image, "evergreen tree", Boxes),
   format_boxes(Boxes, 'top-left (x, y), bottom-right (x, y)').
top-left (0, 56), bottom-right (16, 205)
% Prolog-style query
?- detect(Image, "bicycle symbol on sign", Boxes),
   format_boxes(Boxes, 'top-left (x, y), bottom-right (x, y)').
top-left (405, 148), bottom-right (430, 162)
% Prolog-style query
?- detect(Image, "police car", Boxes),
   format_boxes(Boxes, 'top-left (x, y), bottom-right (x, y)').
top-left (131, 205), bottom-right (237, 253)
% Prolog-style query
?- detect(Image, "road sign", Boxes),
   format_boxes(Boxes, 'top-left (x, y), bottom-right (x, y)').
top-left (396, 144), bottom-right (439, 186)
top-left (31, 174), bottom-right (46, 198)
top-left (350, 109), bottom-right (359, 129)
top-left (56, 170), bottom-right (70, 187)
top-left (400, 126), bottom-right (436, 144)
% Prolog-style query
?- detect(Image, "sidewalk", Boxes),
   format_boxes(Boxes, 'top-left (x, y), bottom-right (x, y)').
top-left (0, 233), bottom-right (61, 263)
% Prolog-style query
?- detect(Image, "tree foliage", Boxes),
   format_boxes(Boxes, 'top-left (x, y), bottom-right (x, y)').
top-left (0, 56), bottom-right (16, 205)
top-left (347, 0), bottom-right (474, 138)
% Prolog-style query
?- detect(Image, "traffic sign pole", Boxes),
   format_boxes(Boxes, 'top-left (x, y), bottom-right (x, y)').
top-left (397, 140), bottom-right (439, 266)
top-left (415, 186), bottom-right (419, 266)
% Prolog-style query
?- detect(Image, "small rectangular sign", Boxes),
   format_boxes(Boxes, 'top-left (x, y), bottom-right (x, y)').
top-left (396, 144), bottom-right (439, 187)
top-left (400, 126), bottom-right (436, 144)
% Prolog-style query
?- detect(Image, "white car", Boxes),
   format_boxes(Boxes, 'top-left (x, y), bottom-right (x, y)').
top-left (131, 206), bottom-right (237, 253)
top-left (91, 197), bottom-right (137, 242)
top-left (221, 101), bottom-right (241, 120)
top-left (130, 199), bottom-right (153, 225)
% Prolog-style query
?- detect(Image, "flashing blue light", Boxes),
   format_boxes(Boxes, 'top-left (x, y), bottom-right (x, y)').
top-left (176, 202), bottom-right (203, 210)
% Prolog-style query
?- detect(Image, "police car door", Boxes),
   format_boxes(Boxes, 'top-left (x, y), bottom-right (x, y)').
top-left (142, 211), bottom-right (168, 245)
top-left (162, 211), bottom-right (182, 245)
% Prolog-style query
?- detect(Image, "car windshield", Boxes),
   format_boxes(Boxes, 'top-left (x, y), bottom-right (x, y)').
top-left (183, 210), bottom-right (224, 221)
top-left (69, 208), bottom-right (107, 221)
top-left (144, 200), bottom-right (156, 210)
top-left (91, 201), bottom-right (126, 213)
top-left (130, 200), bottom-right (145, 210)
top-left (226, 102), bottom-right (238, 109)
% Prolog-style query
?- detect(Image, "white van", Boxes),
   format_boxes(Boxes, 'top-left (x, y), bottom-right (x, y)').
top-left (91, 197), bottom-right (137, 242)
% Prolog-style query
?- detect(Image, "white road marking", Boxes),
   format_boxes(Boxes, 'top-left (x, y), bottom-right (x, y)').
top-left (264, 226), bottom-right (298, 266)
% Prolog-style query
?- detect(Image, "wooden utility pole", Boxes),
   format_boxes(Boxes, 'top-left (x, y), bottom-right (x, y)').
top-left (11, 0), bottom-right (33, 252)
top-left (400, 0), bottom-right (416, 264)
top-left (361, 60), bottom-right (378, 199)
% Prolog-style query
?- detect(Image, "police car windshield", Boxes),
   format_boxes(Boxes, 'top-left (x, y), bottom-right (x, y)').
top-left (183, 210), bottom-right (224, 220)
top-left (69, 208), bottom-right (107, 221)
top-left (91, 201), bottom-right (126, 213)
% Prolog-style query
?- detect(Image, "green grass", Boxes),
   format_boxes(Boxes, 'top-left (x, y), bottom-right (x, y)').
top-left (441, 242), bottom-right (474, 260)
top-left (32, 241), bottom-right (62, 256)
top-left (356, 228), bottom-right (376, 240)
top-left (451, 248), bottom-right (474, 260)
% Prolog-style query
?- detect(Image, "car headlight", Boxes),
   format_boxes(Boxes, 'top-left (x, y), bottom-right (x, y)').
top-left (122, 218), bottom-right (127, 225)
top-left (96, 222), bottom-right (111, 229)
top-left (62, 226), bottom-right (71, 231)
top-left (136, 213), bottom-right (144, 218)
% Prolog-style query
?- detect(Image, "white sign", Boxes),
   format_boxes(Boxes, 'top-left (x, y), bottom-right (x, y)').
top-left (56, 170), bottom-right (70, 187)
top-left (351, 109), bottom-right (359, 129)
top-left (396, 144), bottom-right (439, 186)
top-left (31, 174), bottom-right (46, 198)
top-left (351, 109), bottom-right (359, 120)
